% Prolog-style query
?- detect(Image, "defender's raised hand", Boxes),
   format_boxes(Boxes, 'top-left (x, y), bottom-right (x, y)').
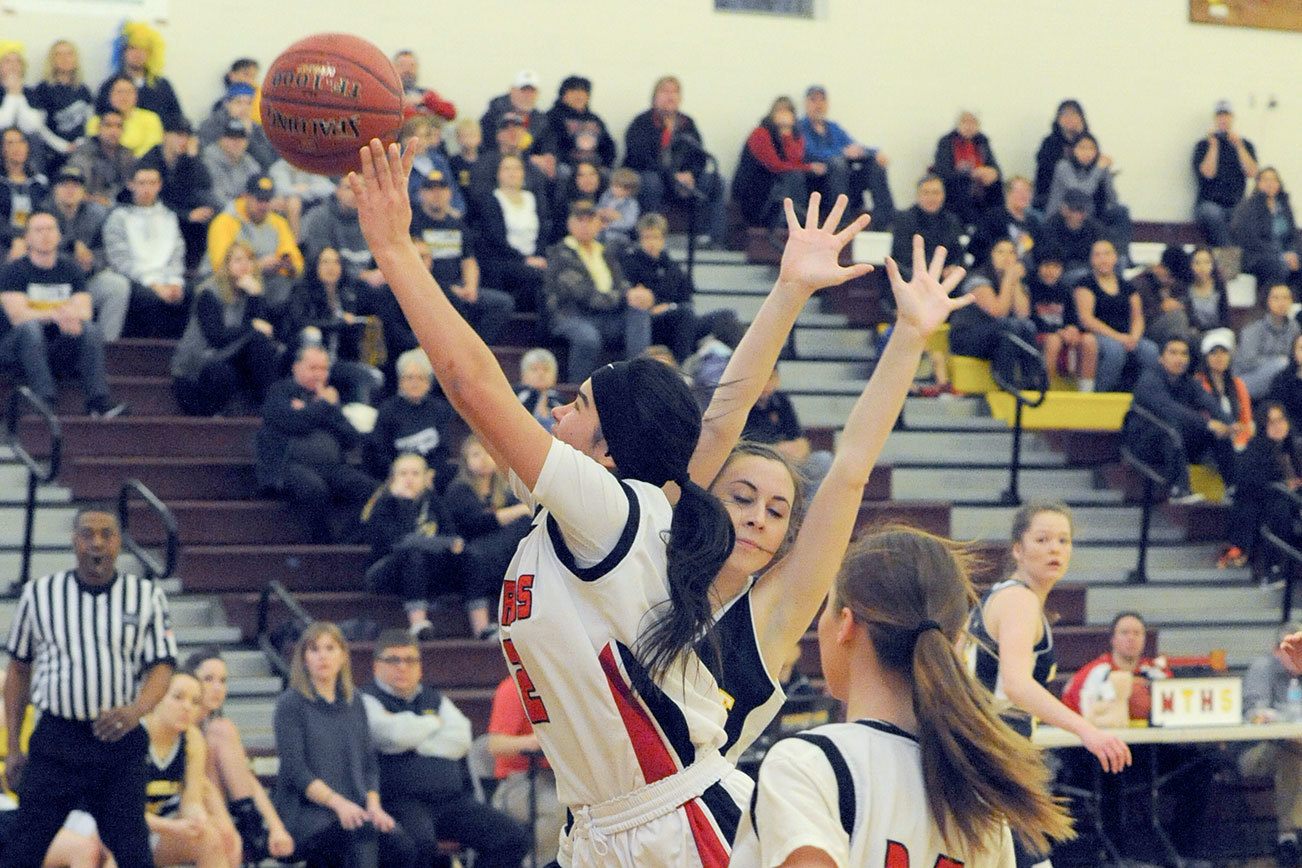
top-left (348, 139), bottom-right (417, 256)
top-left (777, 192), bottom-right (873, 296)
top-left (885, 234), bottom-right (972, 339)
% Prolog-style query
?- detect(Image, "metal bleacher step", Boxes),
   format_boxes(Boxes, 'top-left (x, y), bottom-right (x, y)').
top-left (694, 292), bottom-right (847, 327)
top-left (1070, 566), bottom-right (1252, 585)
top-left (1085, 583), bottom-right (1283, 627)
top-left (890, 466), bottom-right (1118, 505)
top-left (792, 394), bottom-right (1009, 431)
top-left (0, 465), bottom-right (70, 504)
top-left (950, 505), bottom-right (1185, 544)
top-left (0, 594), bottom-right (224, 633)
top-left (688, 262), bottom-right (777, 291)
top-left (793, 326), bottom-right (874, 361)
top-left (1157, 623), bottom-right (1282, 669)
top-left (878, 431), bottom-right (1064, 468)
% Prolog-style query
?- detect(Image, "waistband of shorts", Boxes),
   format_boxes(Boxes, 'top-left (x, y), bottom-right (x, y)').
top-left (570, 749), bottom-right (731, 840)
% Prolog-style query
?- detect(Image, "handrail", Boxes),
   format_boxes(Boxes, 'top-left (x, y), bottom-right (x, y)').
top-left (1260, 482), bottom-right (1302, 622)
top-left (117, 479), bottom-right (178, 581)
top-left (991, 331), bottom-right (1049, 506)
top-left (1119, 402), bottom-right (1186, 584)
top-left (256, 580), bottom-right (314, 685)
top-left (4, 387), bottom-right (62, 588)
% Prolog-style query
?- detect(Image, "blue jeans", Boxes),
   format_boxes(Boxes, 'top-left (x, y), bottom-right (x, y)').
top-left (0, 319), bottom-right (110, 408)
top-left (452, 286), bottom-right (515, 346)
top-left (638, 170), bottom-right (728, 245)
top-left (1095, 333), bottom-right (1159, 392)
top-left (550, 307), bottom-right (652, 382)
top-left (1195, 199), bottom-right (1234, 247)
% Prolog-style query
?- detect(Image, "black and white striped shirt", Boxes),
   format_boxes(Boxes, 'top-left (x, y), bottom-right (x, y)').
top-left (5, 571), bottom-right (178, 721)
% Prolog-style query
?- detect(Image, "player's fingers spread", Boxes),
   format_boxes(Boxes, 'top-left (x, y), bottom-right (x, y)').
top-left (358, 144), bottom-right (376, 180)
top-left (884, 256), bottom-right (902, 286)
top-left (805, 191), bottom-right (821, 228)
top-left (823, 194), bottom-right (848, 233)
top-left (911, 234), bottom-right (926, 276)
top-left (783, 197), bottom-right (799, 232)
top-left (940, 267), bottom-right (967, 294)
top-left (833, 212), bottom-right (871, 245)
top-left (929, 244), bottom-right (947, 277)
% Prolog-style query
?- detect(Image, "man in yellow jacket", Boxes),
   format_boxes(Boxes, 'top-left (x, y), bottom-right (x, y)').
top-left (207, 173), bottom-right (304, 315)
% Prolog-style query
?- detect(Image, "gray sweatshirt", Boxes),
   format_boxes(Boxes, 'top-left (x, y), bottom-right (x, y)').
top-left (1242, 652), bottom-right (1292, 713)
top-left (1235, 314), bottom-right (1300, 377)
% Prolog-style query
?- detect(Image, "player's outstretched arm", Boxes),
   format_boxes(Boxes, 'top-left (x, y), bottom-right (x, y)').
top-left (689, 193), bottom-right (872, 486)
top-left (350, 139), bottom-right (551, 487)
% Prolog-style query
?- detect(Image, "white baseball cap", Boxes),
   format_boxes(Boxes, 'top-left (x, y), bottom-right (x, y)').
top-left (513, 70), bottom-right (540, 90)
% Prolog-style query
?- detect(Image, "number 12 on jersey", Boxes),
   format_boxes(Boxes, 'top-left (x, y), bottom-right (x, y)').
top-left (502, 637), bottom-right (550, 724)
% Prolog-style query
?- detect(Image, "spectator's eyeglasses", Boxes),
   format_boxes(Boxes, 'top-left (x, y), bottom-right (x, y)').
top-left (378, 655), bottom-right (421, 666)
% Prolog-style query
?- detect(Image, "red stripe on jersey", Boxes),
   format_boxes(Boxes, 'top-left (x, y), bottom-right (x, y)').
top-left (598, 644), bottom-right (679, 783)
top-left (684, 799), bottom-right (731, 867)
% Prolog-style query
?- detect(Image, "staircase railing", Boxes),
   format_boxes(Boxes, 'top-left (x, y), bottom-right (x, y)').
top-left (990, 332), bottom-right (1049, 506)
top-left (4, 387), bottom-right (61, 588)
top-left (1119, 403), bottom-right (1184, 584)
top-left (117, 479), bottom-right (178, 581)
top-left (1260, 482), bottom-right (1302, 623)
top-left (256, 580), bottom-right (314, 685)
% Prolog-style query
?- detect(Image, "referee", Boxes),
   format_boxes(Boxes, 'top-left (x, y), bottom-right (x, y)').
top-left (2, 505), bottom-right (177, 868)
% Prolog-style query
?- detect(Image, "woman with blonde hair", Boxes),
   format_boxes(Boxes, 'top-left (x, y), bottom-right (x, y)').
top-left (271, 623), bottom-right (416, 868)
top-left (31, 40), bottom-right (93, 158)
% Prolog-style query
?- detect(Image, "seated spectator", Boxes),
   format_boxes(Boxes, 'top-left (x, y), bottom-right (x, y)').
top-left (466, 112), bottom-right (552, 210)
top-left (393, 50), bottom-right (455, 121)
top-left (139, 115), bottom-right (218, 271)
top-left (268, 158), bottom-right (334, 239)
top-left (1044, 132), bottom-right (1132, 263)
top-left (732, 96), bottom-right (818, 230)
top-left (409, 169), bottom-right (514, 344)
top-left (1073, 239), bottom-right (1158, 391)
top-left (0, 46), bottom-right (51, 174)
top-left (1033, 98), bottom-right (1090, 212)
top-left (255, 344), bottom-right (376, 543)
top-left (932, 110), bottom-right (1001, 226)
top-left (478, 70), bottom-right (555, 184)
top-left (1027, 243), bottom-right (1099, 390)
top-left (403, 115), bottom-right (465, 217)
top-left (797, 84), bottom-right (894, 227)
top-left (487, 675), bottom-right (564, 866)
top-left (186, 648), bottom-right (296, 864)
top-left (553, 159), bottom-right (606, 237)
top-left (1185, 245), bottom-right (1230, 336)
top-left (515, 346), bottom-right (564, 430)
top-left (367, 348), bottom-right (457, 485)
top-left (360, 631), bottom-right (529, 865)
top-left (1269, 334), bottom-right (1302, 431)
top-left (596, 167), bottom-right (640, 245)
top-left (362, 453), bottom-right (472, 639)
top-left (1238, 622), bottom-right (1302, 867)
top-left (474, 154), bottom-right (550, 309)
top-left (968, 175), bottom-right (1040, 267)
top-left (1062, 612), bottom-right (1172, 722)
top-left (1038, 188), bottom-right (1103, 277)
top-left (888, 174), bottom-right (963, 280)
top-left (1232, 166), bottom-right (1301, 291)
top-left (948, 238), bottom-right (1039, 381)
top-left (94, 22), bottom-right (183, 124)
top-left (544, 199), bottom-right (651, 381)
top-left (65, 110), bottom-right (133, 208)
top-left (1193, 100), bottom-right (1257, 247)
top-left (202, 121), bottom-right (261, 207)
top-left (683, 312), bottom-right (744, 395)
top-left (1224, 401), bottom-right (1300, 569)
top-left (171, 240), bottom-right (282, 416)
top-left (102, 164), bottom-right (190, 339)
top-left (448, 118), bottom-right (481, 193)
top-left (197, 82), bottom-right (276, 169)
top-left (1132, 244), bottom-right (1194, 349)
top-left (1236, 282), bottom-right (1300, 398)
top-left (207, 173), bottom-right (304, 317)
top-left (622, 75), bottom-right (727, 246)
top-left (271, 623), bottom-right (417, 868)
top-left (27, 40), bottom-right (95, 164)
top-left (442, 435), bottom-right (533, 606)
top-left (0, 211), bottom-right (124, 416)
top-left (41, 165), bottom-right (130, 341)
top-left (300, 178), bottom-right (378, 285)
top-left (744, 366), bottom-right (831, 485)
top-left (212, 57), bottom-right (260, 115)
top-left (0, 128), bottom-right (48, 252)
top-left (544, 75), bottom-right (616, 172)
top-left (85, 76), bottom-right (162, 158)
top-left (1127, 335), bottom-right (1235, 503)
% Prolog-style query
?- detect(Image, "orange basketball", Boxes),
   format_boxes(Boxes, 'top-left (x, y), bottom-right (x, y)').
top-left (260, 33), bottom-right (403, 176)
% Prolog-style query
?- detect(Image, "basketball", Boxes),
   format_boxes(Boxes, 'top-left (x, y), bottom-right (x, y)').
top-left (260, 33), bottom-right (403, 176)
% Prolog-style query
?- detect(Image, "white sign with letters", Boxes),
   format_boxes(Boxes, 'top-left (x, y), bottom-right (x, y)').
top-left (1150, 677), bottom-right (1242, 727)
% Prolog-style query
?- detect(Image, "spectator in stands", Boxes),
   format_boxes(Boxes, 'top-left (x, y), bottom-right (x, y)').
top-left (1044, 132), bottom-right (1132, 263)
top-left (554, 159), bottom-right (605, 234)
top-left (443, 434), bottom-right (533, 603)
top-left (171, 240), bottom-right (282, 416)
top-left (95, 22), bottom-right (181, 124)
top-left (213, 58), bottom-right (260, 114)
top-left (300, 178), bottom-right (379, 286)
top-left (683, 311), bottom-right (744, 395)
top-left (202, 120), bottom-right (261, 207)
top-left (1223, 401), bottom-right (1300, 570)
top-left (140, 115), bottom-right (218, 270)
top-left (596, 166), bottom-right (640, 245)
top-left (271, 622), bottom-right (417, 868)
top-left (393, 50), bottom-right (455, 120)
top-left (1073, 239), bottom-right (1157, 391)
top-left (1038, 188), bottom-right (1103, 278)
top-left (932, 110), bottom-right (1001, 227)
top-left (475, 154), bottom-right (550, 309)
top-left (360, 631), bottom-right (529, 865)
top-left (1232, 166), bottom-right (1300, 290)
top-left (480, 70), bottom-right (553, 179)
top-left (0, 128), bottom-right (48, 252)
top-left (1132, 244), bottom-right (1194, 349)
top-left (0, 46), bottom-right (48, 175)
top-left (409, 168), bottom-right (514, 344)
top-left (622, 212), bottom-right (714, 362)
top-left (268, 159), bottom-right (333, 240)
top-left (1237, 282), bottom-right (1299, 398)
top-left (65, 110), bottom-right (132, 208)
top-left (86, 76), bottom-right (162, 159)
top-left (1193, 100), bottom-right (1257, 247)
top-left (255, 344), bottom-right (376, 543)
top-left (198, 83), bottom-right (275, 170)
top-left (888, 174), bottom-right (963, 280)
top-left (732, 96), bottom-right (820, 230)
top-left (797, 84), bottom-right (894, 227)
top-left (622, 75), bottom-right (728, 247)
top-left (466, 112), bottom-right (552, 207)
top-left (743, 366), bottom-right (831, 484)
top-left (448, 119), bottom-right (481, 193)
top-left (1184, 246), bottom-right (1230, 336)
top-left (368, 348), bottom-right (457, 486)
top-left (206, 173), bottom-right (304, 317)
top-left (515, 346), bottom-right (563, 430)
top-left (1269, 334), bottom-right (1302, 431)
top-left (29, 40), bottom-right (94, 162)
top-left (487, 675), bottom-right (563, 866)
top-left (1239, 622), bottom-right (1302, 867)
top-left (1128, 335), bottom-right (1235, 503)
top-left (186, 648), bottom-right (296, 863)
top-left (948, 238), bottom-right (1039, 382)
top-left (968, 175), bottom-right (1040, 267)
top-left (403, 115), bottom-right (465, 217)
top-left (0, 211), bottom-right (124, 416)
top-left (1062, 612), bottom-right (1172, 721)
top-left (1033, 98), bottom-right (1089, 212)
top-left (1028, 243), bottom-right (1098, 390)
top-left (102, 164), bottom-right (189, 339)
top-left (544, 75), bottom-right (616, 171)
top-left (544, 199), bottom-right (652, 381)
top-left (1196, 328), bottom-right (1252, 452)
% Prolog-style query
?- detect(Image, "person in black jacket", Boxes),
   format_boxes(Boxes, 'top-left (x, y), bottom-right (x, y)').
top-left (1127, 335), bottom-right (1235, 503)
top-left (544, 76), bottom-right (616, 171)
top-left (94, 22), bottom-right (183, 125)
top-left (1225, 401), bottom-right (1302, 569)
top-left (932, 111), bottom-right (1002, 226)
top-left (472, 154), bottom-right (551, 311)
top-left (968, 175), bottom-right (1041, 267)
top-left (139, 116), bottom-right (219, 270)
top-left (1231, 167), bottom-right (1300, 291)
top-left (255, 344), bottom-right (376, 543)
top-left (1268, 333), bottom-right (1302, 431)
top-left (1033, 99), bottom-right (1089, 212)
top-left (366, 348), bottom-right (457, 486)
top-left (889, 174), bottom-right (964, 280)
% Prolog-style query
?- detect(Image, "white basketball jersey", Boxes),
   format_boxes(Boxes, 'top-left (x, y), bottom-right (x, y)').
top-left (733, 720), bottom-right (1016, 867)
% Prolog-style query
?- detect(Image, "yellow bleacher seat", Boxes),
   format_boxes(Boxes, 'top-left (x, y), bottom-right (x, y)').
top-left (987, 391), bottom-right (1134, 431)
top-left (1189, 464), bottom-right (1227, 502)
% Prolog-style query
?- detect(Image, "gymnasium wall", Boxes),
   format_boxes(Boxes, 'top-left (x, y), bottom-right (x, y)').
top-left (7, 0), bottom-right (1300, 222)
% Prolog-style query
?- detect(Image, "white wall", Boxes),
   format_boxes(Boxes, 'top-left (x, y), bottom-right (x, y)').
top-left (7, 0), bottom-right (1300, 221)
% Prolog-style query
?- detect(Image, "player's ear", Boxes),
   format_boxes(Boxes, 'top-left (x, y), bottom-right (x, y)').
top-left (835, 606), bottom-right (857, 645)
top-left (594, 439), bottom-right (617, 472)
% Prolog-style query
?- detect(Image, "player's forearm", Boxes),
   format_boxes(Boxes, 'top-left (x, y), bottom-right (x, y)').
top-left (4, 661), bottom-right (30, 752)
top-left (1004, 675), bottom-right (1093, 736)
top-left (132, 662), bottom-right (174, 716)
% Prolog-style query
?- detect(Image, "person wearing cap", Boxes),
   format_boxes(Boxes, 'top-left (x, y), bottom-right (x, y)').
top-left (198, 81), bottom-right (276, 170)
top-left (94, 20), bottom-right (183, 125)
top-left (85, 75), bottom-right (162, 158)
top-left (479, 70), bottom-right (557, 180)
top-left (932, 110), bottom-right (1002, 227)
top-left (401, 114), bottom-right (466, 217)
top-left (1236, 282), bottom-right (1300, 398)
top-left (1038, 187), bottom-right (1103, 277)
top-left (206, 173), bottom-right (304, 317)
top-left (797, 84), bottom-right (894, 228)
top-left (140, 115), bottom-right (220, 270)
top-left (66, 108), bottom-right (135, 206)
top-left (968, 175), bottom-right (1041, 267)
top-left (409, 168), bottom-right (514, 345)
top-left (1196, 327), bottom-right (1252, 451)
top-left (544, 75), bottom-right (616, 170)
top-left (1193, 100), bottom-right (1258, 247)
top-left (466, 111), bottom-right (552, 206)
top-left (392, 49), bottom-right (456, 121)
top-left (202, 118), bottom-right (261, 206)
top-left (102, 164), bottom-right (190, 339)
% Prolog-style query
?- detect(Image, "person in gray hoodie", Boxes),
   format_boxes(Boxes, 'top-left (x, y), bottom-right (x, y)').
top-left (101, 164), bottom-right (190, 338)
top-left (196, 83), bottom-right (276, 169)
top-left (201, 120), bottom-right (261, 206)
top-left (1237, 281), bottom-right (1301, 398)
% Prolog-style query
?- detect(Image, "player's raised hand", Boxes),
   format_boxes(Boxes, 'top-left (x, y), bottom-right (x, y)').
top-left (1281, 631), bottom-right (1302, 674)
top-left (885, 234), bottom-right (971, 340)
top-left (349, 138), bottom-right (416, 254)
top-left (776, 192), bottom-right (873, 296)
